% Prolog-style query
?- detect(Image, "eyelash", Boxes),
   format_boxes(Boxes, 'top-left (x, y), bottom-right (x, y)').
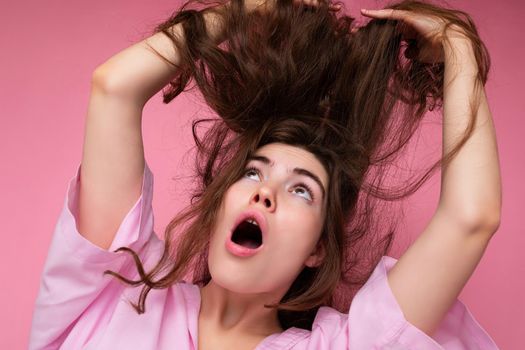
top-left (243, 166), bottom-right (316, 201)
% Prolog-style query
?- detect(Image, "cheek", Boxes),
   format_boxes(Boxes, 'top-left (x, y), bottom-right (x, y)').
top-left (223, 181), bottom-right (251, 205)
top-left (281, 200), bottom-right (324, 234)
top-left (275, 207), bottom-right (324, 255)
top-left (285, 210), bottom-right (324, 261)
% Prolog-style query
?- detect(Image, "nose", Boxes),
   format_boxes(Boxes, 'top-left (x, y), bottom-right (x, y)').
top-left (249, 185), bottom-right (276, 212)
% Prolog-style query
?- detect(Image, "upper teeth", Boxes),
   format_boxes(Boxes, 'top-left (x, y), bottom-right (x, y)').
top-left (247, 219), bottom-right (258, 226)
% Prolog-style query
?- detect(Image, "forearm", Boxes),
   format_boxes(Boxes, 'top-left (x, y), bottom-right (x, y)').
top-left (93, 5), bottom-right (227, 106)
top-left (437, 34), bottom-right (502, 230)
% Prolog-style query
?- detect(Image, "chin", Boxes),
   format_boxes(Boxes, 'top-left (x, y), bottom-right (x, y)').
top-left (208, 261), bottom-right (261, 294)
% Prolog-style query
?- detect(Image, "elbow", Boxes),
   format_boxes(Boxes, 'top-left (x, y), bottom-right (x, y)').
top-left (458, 207), bottom-right (501, 235)
top-left (91, 65), bottom-right (128, 96)
top-left (439, 203), bottom-right (501, 236)
top-left (91, 66), bottom-right (148, 105)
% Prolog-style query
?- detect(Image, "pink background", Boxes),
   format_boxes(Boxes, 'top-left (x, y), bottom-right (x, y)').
top-left (1, 0), bottom-right (523, 348)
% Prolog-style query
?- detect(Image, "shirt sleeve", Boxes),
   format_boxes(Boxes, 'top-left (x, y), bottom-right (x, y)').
top-left (346, 255), bottom-right (500, 349)
top-left (28, 162), bottom-right (160, 350)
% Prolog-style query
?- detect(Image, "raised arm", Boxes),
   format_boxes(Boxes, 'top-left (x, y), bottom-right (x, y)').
top-left (79, 6), bottom-right (227, 250)
top-left (361, 7), bottom-right (501, 337)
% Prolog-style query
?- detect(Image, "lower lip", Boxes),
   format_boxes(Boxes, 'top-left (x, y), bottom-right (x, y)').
top-left (225, 233), bottom-right (263, 257)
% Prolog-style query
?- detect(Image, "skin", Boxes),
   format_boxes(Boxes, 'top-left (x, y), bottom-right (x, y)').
top-left (82, 0), bottom-right (501, 345)
top-left (360, 8), bottom-right (501, 337)
top-left (78, 0), bottom-right (335, 250)
top-left (199, 143), bottom-right (328, 344)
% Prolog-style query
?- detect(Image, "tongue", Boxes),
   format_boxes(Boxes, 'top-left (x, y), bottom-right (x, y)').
top-left (237, 237), bottom-right (261, 249)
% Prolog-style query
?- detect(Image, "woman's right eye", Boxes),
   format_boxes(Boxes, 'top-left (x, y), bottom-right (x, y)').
top-left (244, 167), bottom-right (260, 181)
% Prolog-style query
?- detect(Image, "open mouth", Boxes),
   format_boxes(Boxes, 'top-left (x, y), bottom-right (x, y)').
top-left (231, 218), bottom-right (263, 249)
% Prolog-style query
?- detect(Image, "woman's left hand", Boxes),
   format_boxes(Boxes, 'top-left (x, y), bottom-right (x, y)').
top-left (360, 8), bottom-right (462, 64)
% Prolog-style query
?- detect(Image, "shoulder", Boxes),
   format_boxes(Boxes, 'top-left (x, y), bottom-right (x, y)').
top-left (313, 255), bottom-right (396, 326)
top-left (313, 306), bottom-right (347, 326)
top-left (309, 256), bottom-right (397, 338)
top-left (309, 305), bottom-right (348, 344)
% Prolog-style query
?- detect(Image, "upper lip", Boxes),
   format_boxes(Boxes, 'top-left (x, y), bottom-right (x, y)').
top-left (231, 209), bottom-right (268, 244)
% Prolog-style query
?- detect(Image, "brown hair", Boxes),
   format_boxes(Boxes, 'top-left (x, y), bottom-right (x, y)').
top-left (104, 0), bottom-right (490, 330)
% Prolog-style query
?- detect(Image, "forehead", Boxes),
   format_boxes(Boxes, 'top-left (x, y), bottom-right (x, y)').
top-left (252, 143), bottom-right (328, 185)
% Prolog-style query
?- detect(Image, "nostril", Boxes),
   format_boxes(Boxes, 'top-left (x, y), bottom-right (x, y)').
top-left (264, 198), bottom-right (271, 207)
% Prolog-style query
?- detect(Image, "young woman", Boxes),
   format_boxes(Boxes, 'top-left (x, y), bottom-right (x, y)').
top-left (29, 0), bottom-right (501, 348)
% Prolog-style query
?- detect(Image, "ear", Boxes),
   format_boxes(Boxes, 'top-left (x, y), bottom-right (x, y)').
top-left (304, 241), bottom-right (326, 268)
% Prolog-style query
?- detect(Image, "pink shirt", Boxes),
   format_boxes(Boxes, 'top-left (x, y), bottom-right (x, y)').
top-left (29, 162), bottom-right (499, 349)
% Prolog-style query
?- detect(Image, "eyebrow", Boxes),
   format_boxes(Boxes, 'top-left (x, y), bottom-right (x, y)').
top-left (247, 155), bottom-right (326, 200)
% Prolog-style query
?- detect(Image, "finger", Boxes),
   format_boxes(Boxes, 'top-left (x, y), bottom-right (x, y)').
top-left (360, 8), bottom-right (410, 21)
top-left (350, 22), bottom-right (362, 34)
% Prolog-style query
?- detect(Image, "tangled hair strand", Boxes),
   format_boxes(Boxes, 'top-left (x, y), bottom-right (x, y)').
top-left (103, 0), bottom-right (490, 331)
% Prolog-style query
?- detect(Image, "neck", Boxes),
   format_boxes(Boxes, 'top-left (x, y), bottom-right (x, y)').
top-left (199, 279), bottom-right (284, 336)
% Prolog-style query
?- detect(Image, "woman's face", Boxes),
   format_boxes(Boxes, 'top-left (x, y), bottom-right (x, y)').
top-left (208, 142), bottom-right (328, 296)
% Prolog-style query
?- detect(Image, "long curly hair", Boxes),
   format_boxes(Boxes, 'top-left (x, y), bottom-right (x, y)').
top-left (104, 0), bottom-right (490, 331)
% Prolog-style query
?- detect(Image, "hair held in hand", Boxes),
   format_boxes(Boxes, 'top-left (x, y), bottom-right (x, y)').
top-left (104, 0), bottom-right (490, 331)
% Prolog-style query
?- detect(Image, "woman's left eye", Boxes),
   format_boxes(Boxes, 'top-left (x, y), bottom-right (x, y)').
top-left (292, 184), bottom-right (314, 201)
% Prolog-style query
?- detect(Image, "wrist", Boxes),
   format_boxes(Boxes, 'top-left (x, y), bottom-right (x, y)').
top-left (442, 30), bottom-right (478, 73)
